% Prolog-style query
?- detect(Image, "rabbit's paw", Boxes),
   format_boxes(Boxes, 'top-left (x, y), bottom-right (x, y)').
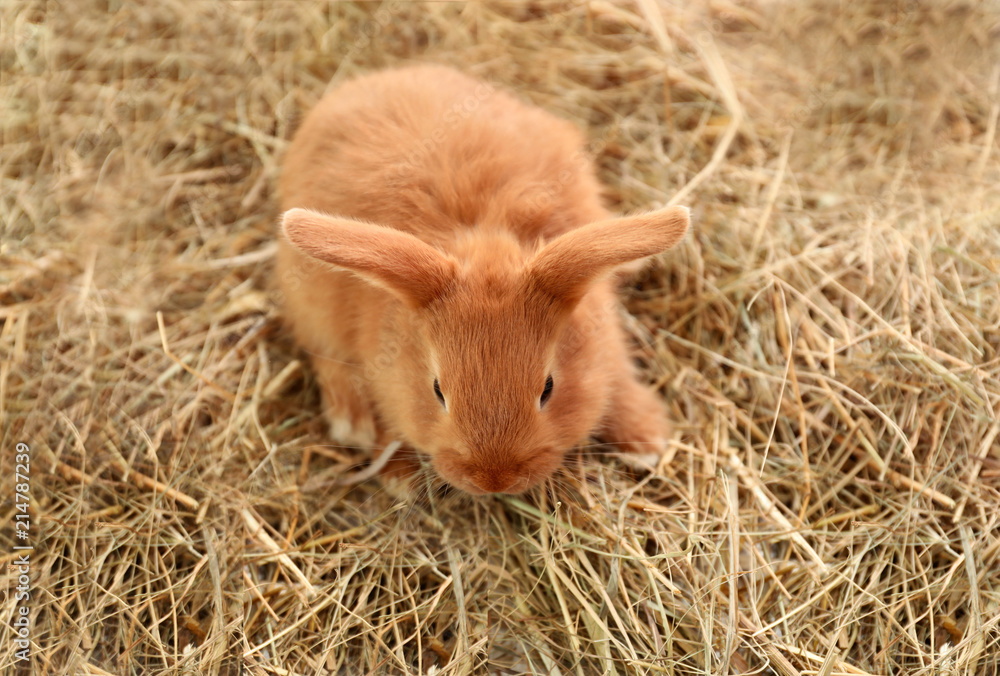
top-left (373, 442), bottom-right (430, 499)
top-left (314, 361), bottom-right (380, 448)
top-left (599, 378), bottom-right (671, 461)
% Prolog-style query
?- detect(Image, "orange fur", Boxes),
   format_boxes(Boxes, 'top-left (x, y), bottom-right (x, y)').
top-left (277, 65), bottom-right (690, 495)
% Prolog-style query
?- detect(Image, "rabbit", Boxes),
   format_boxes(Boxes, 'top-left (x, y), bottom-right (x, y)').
top-left (276, 65), bottom-right (689, 495)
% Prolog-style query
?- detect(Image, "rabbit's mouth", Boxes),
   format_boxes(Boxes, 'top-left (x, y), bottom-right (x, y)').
top-left (434, 447), bottom-right (564, 495)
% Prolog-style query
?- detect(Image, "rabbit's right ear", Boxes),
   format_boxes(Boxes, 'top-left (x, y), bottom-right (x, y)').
top-left (282, 208), bottom-right (457, 308)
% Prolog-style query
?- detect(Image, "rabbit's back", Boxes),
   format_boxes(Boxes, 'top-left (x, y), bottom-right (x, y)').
top-left (279, 65), bottom-right (608, 246)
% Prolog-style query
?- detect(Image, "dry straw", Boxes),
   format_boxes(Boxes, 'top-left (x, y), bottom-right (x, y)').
top-left (2, 1), bottom-right (999, 675)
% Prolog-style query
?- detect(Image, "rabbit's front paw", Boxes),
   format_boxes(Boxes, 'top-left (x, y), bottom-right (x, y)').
top-left (314, 360), bottom-right (380, 448)
top-left (599, 377), bottom-right (671, 459)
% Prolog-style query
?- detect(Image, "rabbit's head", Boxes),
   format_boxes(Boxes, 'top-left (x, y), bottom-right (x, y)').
top-left (281, 206), bottom-right (689, 494)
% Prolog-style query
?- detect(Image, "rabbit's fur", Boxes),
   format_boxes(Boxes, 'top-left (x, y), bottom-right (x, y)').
top-left (277, 65), bottom-right (689, 495)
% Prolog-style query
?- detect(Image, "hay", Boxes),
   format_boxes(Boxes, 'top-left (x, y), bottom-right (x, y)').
top-left (2, 0), bottom-right (999, 674)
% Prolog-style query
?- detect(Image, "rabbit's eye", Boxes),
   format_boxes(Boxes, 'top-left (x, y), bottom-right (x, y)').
top-left (434, 378), bottom-right (447, 409)
top-left (539, 375), bottom-right (554, 408)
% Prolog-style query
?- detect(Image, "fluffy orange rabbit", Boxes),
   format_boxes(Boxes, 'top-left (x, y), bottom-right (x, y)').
top-left (277, 65), bottom-right (689, 495)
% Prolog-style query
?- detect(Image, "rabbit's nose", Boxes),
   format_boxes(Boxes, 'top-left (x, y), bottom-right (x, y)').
top-left (470, 467), bottom-right (523, 494)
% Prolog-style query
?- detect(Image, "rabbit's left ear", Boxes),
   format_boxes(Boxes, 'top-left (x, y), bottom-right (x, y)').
top-left (282, 208), bottom-right (458, 308)
top-left (528, 205), bottom-right (690, 307)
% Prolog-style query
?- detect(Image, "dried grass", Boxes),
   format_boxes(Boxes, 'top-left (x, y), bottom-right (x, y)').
top-left (2, 1), bottom-right (999, 674)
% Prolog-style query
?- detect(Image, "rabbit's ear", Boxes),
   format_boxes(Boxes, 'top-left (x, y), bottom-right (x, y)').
top-left (282, 208), bottom-right (457, 308)
top-left (528, 205), bottom-right (690, 306)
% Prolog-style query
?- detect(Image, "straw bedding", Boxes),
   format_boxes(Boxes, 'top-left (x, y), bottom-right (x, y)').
top-left (1, 1), bottom-right (998, 674)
